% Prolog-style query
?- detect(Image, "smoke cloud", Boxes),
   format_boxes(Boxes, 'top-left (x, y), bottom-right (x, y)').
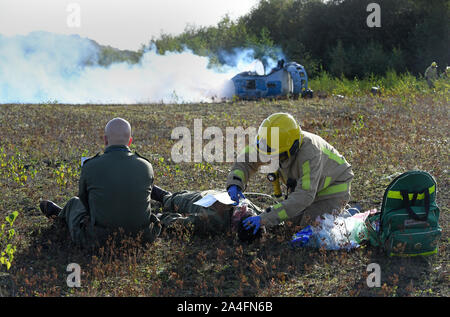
top-left (0, 31), bottom-right (284, 104)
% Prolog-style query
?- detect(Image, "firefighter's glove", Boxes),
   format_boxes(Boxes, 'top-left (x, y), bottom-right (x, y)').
top-left (228, 185), bottom-right (245, 206)
top-left (243, 216), bottom-right (261, 235)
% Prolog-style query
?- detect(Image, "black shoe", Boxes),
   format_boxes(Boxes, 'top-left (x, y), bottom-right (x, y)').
top-left (39, 200), bottom-right (62, 219)
top-left (151, 185), bottom-right (171, 203)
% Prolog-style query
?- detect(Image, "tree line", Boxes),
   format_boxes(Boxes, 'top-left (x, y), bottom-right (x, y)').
top-left (149, 0), bottom-right (449, 78)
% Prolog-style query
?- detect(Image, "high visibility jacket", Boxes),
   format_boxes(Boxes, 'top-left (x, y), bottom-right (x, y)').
top-left (226, 131), bottom-right (354, 227)
top-left (425, 66), bottom-right (438, 81)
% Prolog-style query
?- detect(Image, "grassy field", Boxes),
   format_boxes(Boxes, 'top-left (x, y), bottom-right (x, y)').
top-left (0, 82), bottom-right (448, 297)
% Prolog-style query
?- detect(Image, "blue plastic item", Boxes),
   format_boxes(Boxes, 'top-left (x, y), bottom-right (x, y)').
top-left (290, 225), bottom-right (313, 248)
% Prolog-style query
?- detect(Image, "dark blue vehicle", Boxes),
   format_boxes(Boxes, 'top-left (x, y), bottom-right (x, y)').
top-left (231, 60), bottom-right (313, 99)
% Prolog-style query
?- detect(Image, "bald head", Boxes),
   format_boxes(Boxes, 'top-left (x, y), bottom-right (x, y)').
top-left (104, 118), bottom-right (132, 146)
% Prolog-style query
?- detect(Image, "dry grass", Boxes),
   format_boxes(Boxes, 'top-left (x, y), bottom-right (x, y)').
top-left (0, 90), bottom-right (448, 297)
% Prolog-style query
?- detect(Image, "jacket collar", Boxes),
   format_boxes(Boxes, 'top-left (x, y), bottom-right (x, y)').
top-left (104, 145), bottom-right (131, 154)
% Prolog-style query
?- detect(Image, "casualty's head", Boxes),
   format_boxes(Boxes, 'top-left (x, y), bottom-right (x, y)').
top-left (104, 118), bottom-right (132, 147)
top-left (231, 204), bottom-right (262, 243)
top-left (256, 113), bottom-right (302, 162)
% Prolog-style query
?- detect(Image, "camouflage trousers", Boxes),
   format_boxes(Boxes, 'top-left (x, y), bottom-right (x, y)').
top-left (157, 191), bottom-right (233, 237)
top-left (58, 197), bottom-right (161, 248)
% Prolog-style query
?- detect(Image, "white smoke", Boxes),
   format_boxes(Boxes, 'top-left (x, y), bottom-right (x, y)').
top-left (0, 31), bottom-right (280, 104)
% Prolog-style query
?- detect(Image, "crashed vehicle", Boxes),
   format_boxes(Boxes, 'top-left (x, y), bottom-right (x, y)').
top-left (231, 60), bottom-right (313, 100)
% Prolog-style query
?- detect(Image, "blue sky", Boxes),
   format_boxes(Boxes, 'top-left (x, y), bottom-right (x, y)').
top-left (0, 0), bottom-right (259, 50)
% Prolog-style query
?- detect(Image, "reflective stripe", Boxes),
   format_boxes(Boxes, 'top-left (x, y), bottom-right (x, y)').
top-left (322, 148), bottom-right (346, 165)
top-left (323, 176), bottom-right (332, 189)
top-left (273, 203), bottom-right (283, 209)
top-left (233, 169), bottom-right (245, 182)
top-left (272, 203), bottom-right (288, 221)
top-left (387, 185), bottom-right (435, 200)
top-left (302, 161), bottom-right (310, 190)
top-left (317, 183), bottom-right (349, 196)
top-left (390, 247), bottom-right (438, 257)
top-left (278, 209), bottom-right (288, 221)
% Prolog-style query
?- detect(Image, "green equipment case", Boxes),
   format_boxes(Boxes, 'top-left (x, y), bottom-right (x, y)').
top-left (366, 171), bottom-right (442, 256)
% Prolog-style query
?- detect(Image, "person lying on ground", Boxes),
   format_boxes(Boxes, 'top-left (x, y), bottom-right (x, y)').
top-left (151, 185), bottom-right (264, 243)
top-left (39, 118), bottom-right (161, 248)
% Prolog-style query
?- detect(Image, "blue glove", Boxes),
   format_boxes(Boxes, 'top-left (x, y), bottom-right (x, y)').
top-left (243, 216), bottom-right (261, 235)
top-left (227, 185), bottom-right (245, 205)
top-left (290, 225), bottom-right (313, 248)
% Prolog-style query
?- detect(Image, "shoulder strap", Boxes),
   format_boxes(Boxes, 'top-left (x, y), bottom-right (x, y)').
top-left (401, 190), bottom-right (429, 221)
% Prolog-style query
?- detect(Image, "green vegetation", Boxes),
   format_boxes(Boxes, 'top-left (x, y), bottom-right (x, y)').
top-left (1, 211), bottom-right (18, 271)
top-left (87, 0), bottom-right (449, 94)
top-left (87, 39), bottom-right (144, 67)
top-left (0, 0), bottom-right (448, 298)
top-left (310, 70), bottom-right (449, 98)
top-left (149, 0), bottom-right (449, 78)
top-left (96, 45), bottom-right (143, 67)
top-left (0, 83), bottom-right (447, 296)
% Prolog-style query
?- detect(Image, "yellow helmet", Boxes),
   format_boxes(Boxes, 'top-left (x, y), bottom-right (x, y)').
top-left (256, 113), bottom-right (302, 157)
top-left (431, 62), bottom-right (438, 68)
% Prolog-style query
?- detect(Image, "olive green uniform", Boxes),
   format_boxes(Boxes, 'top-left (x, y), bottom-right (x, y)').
top-left (158, 190), bottom-right (260, 236)
top-left (226, 131), bottom-right (354, 227)
top-left (58, 145), bottom-right (160, 247)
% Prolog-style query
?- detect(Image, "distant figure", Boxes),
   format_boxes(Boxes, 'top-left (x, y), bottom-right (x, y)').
top-left (425, 62), bottom-right (438, 88)
top-left (39, 118), bottom-right (160, 248)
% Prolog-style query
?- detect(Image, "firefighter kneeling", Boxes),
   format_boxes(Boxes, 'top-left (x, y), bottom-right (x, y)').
top-left (226, 113), bottom-right (354, 235)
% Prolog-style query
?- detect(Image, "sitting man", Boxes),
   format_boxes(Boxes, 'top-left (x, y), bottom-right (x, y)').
top-left (150, 186), bottom-right (263, 242)
top-left (39, 118), bottom-right (161, 248)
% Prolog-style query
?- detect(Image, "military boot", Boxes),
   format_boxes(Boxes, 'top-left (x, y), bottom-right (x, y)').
top-left (39, 200), bottom-right (62, 218)
top-left (151, 185), bottom-right (171, 203)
